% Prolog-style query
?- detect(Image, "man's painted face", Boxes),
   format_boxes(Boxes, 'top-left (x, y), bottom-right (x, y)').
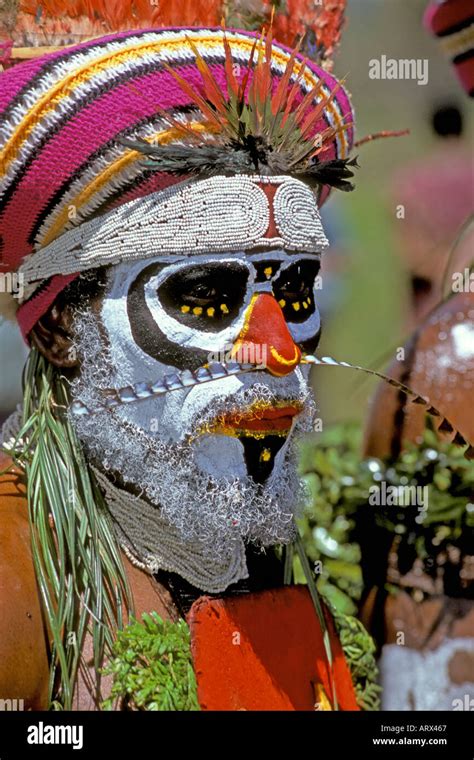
top-left (120, 250), bottom-right (322, 480)
top-left (69, 182), bottom-right (327, 577)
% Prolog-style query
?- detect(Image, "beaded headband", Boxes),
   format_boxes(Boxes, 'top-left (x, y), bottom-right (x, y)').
top-left (18, 175), bottom-right (329, 293)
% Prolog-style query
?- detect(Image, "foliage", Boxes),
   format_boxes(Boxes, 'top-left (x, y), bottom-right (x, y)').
top-left (102, 612), bottom-right (200, 711)
top-left (297, 422), bottom-right (474, 609)
top-left (332, 611), bottom-right (381, 711)
top-left (367, 427), bottom-right (474, 534)
top-left (297, 424), bottom-right (367, 615)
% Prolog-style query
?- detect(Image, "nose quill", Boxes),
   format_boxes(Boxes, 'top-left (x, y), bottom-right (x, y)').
top-left (69, 361), bottom-right (256, 417)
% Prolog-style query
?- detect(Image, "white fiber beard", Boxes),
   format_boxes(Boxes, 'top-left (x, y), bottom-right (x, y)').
top-left (69, 308), bottom-right (317, 566)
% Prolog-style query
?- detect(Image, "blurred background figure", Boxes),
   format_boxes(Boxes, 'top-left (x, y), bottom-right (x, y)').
top-left (307, 0), bottom-right (474, 712)
top-left (391, 102), bottom-right (473, 327)
top-left (424, 0), bottom-right (474, 97)
top-left (362, 288), bottom-right (474, 710)
top-left (359, 0), bottom-right (474, 712)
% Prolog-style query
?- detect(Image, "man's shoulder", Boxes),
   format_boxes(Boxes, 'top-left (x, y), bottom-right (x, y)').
top-left (0, 452), bottom-right (49, 709)
top-left (0, 450), bottom-right (26, 496)
top-left (0, 452), bottom-right (32, 558)
top-left (0, 452), bottom-right (30, 556)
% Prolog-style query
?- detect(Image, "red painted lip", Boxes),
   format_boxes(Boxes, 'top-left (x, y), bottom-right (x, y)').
top-left (220, 404), bottom-right (302, 433)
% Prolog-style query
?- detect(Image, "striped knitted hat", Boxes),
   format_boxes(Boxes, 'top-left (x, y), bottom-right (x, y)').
top-left (0, 27), bottom-right (354, 338)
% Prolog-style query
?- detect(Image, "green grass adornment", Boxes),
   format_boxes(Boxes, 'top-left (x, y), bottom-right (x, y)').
top-left (331, 611), bottom-right (381, 711)
top-left (101, 612), bottom-right (200, 711)
top-left (1, 348), bottom-right (133, 709)
top-left (297, 424), bottom-right (366, 616)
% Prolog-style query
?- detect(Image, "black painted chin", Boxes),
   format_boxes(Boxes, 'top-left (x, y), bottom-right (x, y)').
top-left (239, 435), bottom-right (288, 484)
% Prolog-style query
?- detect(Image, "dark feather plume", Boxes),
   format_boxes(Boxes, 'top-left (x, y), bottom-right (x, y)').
top-left (118, 27), bottom-right (357, 192)
top-left (300, 156), bottom-right (359, 191)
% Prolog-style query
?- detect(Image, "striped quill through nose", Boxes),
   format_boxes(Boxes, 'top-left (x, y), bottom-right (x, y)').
top-left (68, 353), bottom-right (474, 460)
top-left (301, 354), bottom-right (474, 460)
top-left (69, 361), bottom-right (255, 417)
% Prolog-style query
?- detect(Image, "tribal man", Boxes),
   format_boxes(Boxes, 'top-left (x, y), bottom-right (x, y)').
top-left (0, 25), bottom-right (362, 710)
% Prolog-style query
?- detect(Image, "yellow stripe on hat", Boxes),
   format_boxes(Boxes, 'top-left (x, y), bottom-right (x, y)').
top-left (39, 120), bottom-right (217, 247)
top-left (440, 23), bottom-right (474, 57)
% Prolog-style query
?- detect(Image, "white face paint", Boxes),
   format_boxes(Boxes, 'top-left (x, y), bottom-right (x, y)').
top-left (94, 250), bottom-right (321, 451)
top-left (69, 248), bottom-right (322, 571)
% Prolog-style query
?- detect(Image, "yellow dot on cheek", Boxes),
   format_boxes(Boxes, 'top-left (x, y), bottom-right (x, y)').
top-left (181, 305), bottom-right (190, 313)
top-left (292, 301), bottom-right (300, 312)
top-left (193, 307), bottom-right (203, 316)
top-left (207, 307), bottom-right (215, 317)
top-left (220, 303), bottom-right (229, 314)
top-left (278, 299), bottom-right (286, 308)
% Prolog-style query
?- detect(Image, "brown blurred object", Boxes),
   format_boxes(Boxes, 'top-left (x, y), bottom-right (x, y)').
top-left (361, 290), bottom-right (474, 708)
top-left (359, 556), bottom-right (474, 709)
top-left (364, 290), bottom-right (474, 461)
top-left (361, 588), bottom-right (474, 652)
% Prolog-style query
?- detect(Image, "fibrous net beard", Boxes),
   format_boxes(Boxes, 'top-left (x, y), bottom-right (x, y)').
top-left (69, 309), bottom-right (317, 563)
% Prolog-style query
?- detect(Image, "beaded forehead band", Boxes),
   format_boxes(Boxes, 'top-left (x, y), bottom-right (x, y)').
top-left (18, 175), bottom-right (328, 289)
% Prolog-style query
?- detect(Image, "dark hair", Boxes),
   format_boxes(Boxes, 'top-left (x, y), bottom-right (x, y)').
top-left (59, 267), bottom-right (108, 309)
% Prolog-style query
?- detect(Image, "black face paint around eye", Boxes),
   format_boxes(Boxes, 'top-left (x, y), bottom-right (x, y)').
top-left (158, 261), bottom-right (249, 330)
top-left (127, 261), bottom-right (210, 370)
top-left (273, 260), bottom-right (321, 324)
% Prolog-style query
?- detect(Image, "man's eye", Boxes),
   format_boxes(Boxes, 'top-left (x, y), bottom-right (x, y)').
top-left (277, 276), bottom-right (313, 305)
top-left (280, 281), bottom-right (311, 300)
top-left (183, 283), bottom-right (218, 305)
top-left (156, 262), bottom-right (249, 324)
top-left (273, 260), bottom-right (320, 320)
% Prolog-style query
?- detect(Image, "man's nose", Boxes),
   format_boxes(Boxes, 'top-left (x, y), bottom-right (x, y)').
top-left (232, 293), bottom-right (301, 377)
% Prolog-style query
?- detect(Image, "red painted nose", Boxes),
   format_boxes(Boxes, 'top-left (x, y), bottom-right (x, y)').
top-left (232, 293), bottom-right (301, 377)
